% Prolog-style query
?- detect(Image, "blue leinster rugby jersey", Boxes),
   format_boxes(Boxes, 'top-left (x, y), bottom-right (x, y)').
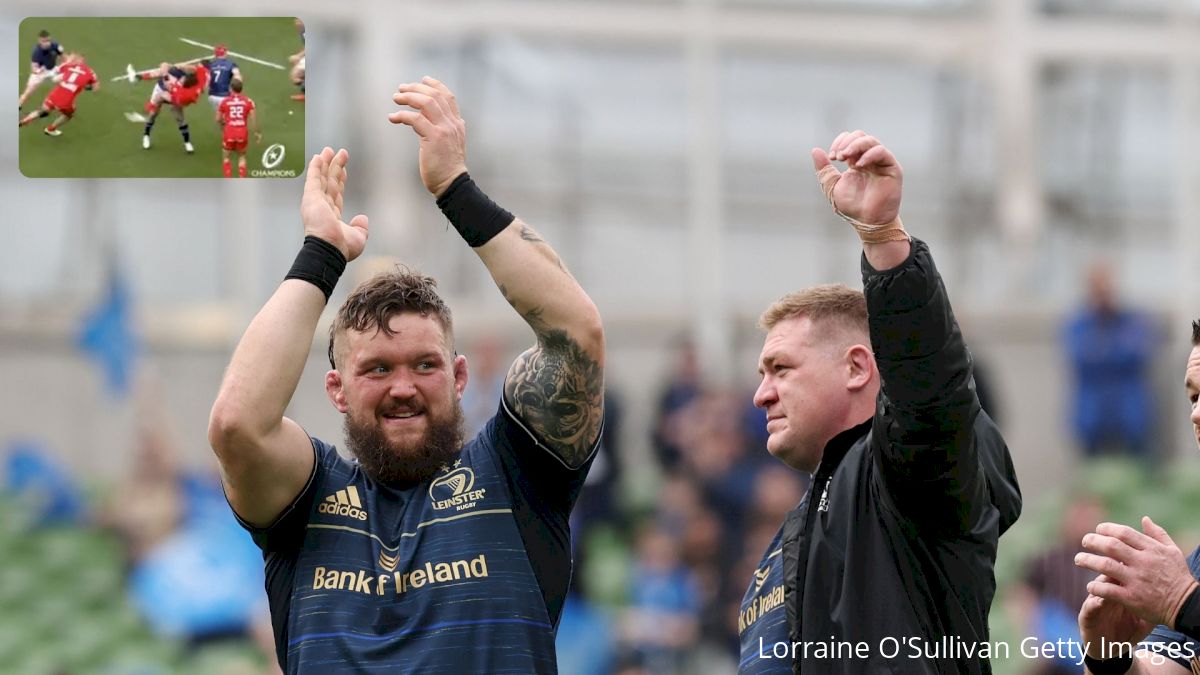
top-left (738, 509), bottom-right (796, 674)
top-left (206, 57), bottom-right (238, 96)
top-left (239, 400), bottom-right (596, 674)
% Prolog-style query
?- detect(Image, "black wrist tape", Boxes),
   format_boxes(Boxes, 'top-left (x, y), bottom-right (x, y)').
top-left (1083, 653), bottom-right (1132, 675)
top-left (1176, 585), bottom-right (1200, 639)
top-left (435, 172), bottom-right (514, 247)
top-left (285, 235), bottom-right (346, 301)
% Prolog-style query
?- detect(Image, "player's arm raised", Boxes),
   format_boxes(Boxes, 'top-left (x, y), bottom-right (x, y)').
top-left (389, 77), bottom-right (605, 467)
top-left (208, 148), bottom-right (369, 527)
top-left (815, 132), bottom-right (986, 533)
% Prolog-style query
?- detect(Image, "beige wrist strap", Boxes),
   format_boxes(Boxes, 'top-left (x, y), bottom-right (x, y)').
top-left (817, 165), bottom-right (909, 244)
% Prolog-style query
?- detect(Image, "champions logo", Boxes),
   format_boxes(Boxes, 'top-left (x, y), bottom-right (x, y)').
top-left (261, 143), bottom-right (286, 168)
top-left (318, 485), bottom-right (367, 521)
top-left (312, 554), bottom-right (490, 596)
top-left (429, 463), bottom-right (486, 511)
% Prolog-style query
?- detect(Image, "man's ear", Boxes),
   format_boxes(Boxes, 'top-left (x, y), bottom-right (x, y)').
top-left (325, 369), bottom-right (348, 413)
top-left (844, 344), bottom-right (874, 392)
top-left (453, 354), bottom-right (469, 400)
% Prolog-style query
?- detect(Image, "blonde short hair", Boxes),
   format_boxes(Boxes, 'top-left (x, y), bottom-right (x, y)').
top-left (759, 284), bottom-right (868, 343)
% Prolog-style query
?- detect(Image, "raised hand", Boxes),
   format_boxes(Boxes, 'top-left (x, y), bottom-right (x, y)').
top-left (388, 76), bottom-right (468, 198)
top-left (1076, 517), bottom-right (1199, 628)
top-left (1078, 578), bottom-right (1155, 660)
top-left (299, 147), bottom-right (369, 261)
top-left (812, 131), bottom-right (903, 227)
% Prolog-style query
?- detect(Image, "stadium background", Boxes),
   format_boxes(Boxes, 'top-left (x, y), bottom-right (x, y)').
top-left (3, 0), bottom-right (1200, 673)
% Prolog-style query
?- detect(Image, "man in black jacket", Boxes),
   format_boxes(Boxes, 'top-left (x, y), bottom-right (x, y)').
top-left (735, 131), bottom-right (1022, 674)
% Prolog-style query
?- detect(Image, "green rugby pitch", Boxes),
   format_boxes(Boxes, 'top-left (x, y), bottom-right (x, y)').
top-left (18, 17), bottom-right (305, 178)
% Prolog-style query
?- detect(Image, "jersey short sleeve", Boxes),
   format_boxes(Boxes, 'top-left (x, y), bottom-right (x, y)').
top-left (228, 437), bottom-right (342, 668)
top-left (484, 397), bottom-right (600, 627)
top-left (1141, 546), bottom-right (1200, 669)
top-left (231, 436), bottom-right (336, 553)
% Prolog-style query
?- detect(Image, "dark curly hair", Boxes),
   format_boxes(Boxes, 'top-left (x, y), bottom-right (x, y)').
top-left (328, 267), bottom-right (453, 369)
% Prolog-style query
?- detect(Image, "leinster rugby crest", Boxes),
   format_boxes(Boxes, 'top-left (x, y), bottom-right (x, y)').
top-left (429, 459), bottom-right (486, 512)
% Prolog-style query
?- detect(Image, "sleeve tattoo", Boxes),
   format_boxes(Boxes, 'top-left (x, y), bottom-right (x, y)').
top-left (504, 330), bottom-right (604, 468)
top-left (498, 227), bottom-right (604, 468)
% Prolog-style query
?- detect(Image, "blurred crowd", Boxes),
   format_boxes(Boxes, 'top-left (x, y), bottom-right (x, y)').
top-left (554, 338), bottom-right (807, 675)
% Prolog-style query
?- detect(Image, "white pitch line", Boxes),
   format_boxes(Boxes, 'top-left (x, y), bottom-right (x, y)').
top-left (109, 56), bottom-right (207, 81)
top-left (178, 37), bottom-right (285, 70)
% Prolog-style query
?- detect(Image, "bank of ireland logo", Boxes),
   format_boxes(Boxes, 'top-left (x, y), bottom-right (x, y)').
top-left (261, 143), bottom-right (286, 168)
top-left (429, 459), bottom-right (486, 511)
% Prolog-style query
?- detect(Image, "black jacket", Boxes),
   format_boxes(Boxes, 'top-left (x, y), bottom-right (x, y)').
top-left (781, 238), bottom-right (1022, 674)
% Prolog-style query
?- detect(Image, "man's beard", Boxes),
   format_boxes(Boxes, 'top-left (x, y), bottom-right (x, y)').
top-left (344, 401), bottom-right (465, 487)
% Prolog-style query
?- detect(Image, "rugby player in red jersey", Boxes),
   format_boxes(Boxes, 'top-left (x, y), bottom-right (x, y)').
top-left (18, 52), bottom-right (98, 137)
top-left (141, 61), bottom-right (210, 153)
top-left (216, 79), bottom-right (262, 178)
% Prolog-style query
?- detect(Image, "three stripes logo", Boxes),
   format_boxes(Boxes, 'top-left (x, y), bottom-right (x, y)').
top-left (318, 485), bottom-right (367, 521)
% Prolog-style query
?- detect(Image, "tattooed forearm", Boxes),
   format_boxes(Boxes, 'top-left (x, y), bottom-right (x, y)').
top-left (499, 283), bottom-right (550, 333)
top-left (519, 225), bottom-right (544, 243)
top-left (505, 330), bottom-right (604, 468)
top-left (517, 224), bottom-right (569, 274)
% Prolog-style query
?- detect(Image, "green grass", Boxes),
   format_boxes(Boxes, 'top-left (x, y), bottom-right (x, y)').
top-left (18, 17), bottom-right (305, 178)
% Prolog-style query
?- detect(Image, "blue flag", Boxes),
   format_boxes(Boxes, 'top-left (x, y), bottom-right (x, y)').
top-left (77, 270), bottom-right (139, 396)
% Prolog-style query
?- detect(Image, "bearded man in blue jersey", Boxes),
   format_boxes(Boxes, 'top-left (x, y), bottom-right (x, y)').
top-left (209, 76), bottom-right (604, 674)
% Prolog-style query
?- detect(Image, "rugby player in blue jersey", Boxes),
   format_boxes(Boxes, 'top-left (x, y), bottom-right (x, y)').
top-left (19, 30), bottom-right (65, 111)
top-left (205, 45), bottom-right (241, 109)
top-left (208, 76), bottom-right (604, 674)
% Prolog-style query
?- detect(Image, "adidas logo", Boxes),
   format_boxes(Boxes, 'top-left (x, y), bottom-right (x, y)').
top-left (318, 485), bottom-right (367, 521)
